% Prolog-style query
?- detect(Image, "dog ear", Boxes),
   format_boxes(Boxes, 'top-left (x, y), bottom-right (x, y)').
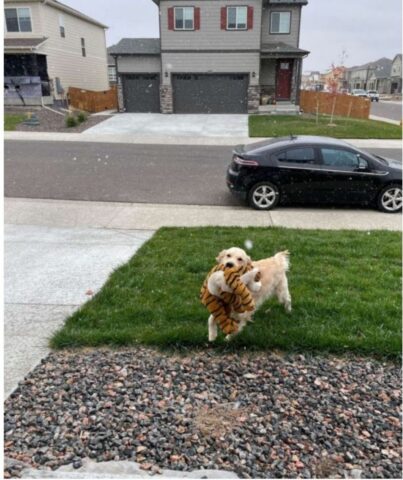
top-left (216, 249), bottom-right (226, 263)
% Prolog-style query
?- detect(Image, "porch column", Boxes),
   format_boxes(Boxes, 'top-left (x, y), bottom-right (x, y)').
top-left (290, 58), bottom-right (302, 105)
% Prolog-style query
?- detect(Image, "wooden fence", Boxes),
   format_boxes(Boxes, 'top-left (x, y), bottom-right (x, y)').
top-left (68, 86), bottom-right (117, 113)
top-left (300, 91), bottom-right (371, 120)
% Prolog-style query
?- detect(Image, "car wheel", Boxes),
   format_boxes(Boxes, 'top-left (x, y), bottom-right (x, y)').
top-left (377, 185), bottom-right (402, 213)
top-left (248, 182), bottom-right (280, 210)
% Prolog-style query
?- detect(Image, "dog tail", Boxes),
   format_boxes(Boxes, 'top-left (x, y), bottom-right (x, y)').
top-left (274, 250), bottom-right (290, 271)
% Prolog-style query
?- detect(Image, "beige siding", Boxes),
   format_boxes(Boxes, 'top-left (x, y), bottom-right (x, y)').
top-left (37, 3), bottom-right (108, 95)
top-left (161, 52), bottom-right (259, 85)
top-left (161, 0), bottom-right (262, 51)
top-left (117, 56), bottom-right (160, 73)
top-left (4, 1), bottom-right (43, 37)
top-left (261, 5), bottom-right (300, 46)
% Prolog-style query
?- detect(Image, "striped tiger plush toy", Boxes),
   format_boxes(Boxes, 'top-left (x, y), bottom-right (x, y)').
top-left (200, 263), bottom-right (256, 335)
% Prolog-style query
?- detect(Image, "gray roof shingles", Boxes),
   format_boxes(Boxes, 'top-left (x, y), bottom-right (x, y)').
top-left (261, 42), bottom-right (309, 55)
top-left (108, 38), bottom-right (161, 56)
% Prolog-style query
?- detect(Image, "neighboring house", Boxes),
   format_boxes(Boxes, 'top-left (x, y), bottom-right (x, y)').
top-left (344, 57), bottom-right (392, 93)
top-left (390, 54), bottom-right (402, 94)
top-left (4, 0), bottom-right (109, 106)
top-left (367, 61), bottom-right (392, 94)
top-left (301, 70), bottom-right (323, 91)
top-left (111, 0), bottom-right (309, 114)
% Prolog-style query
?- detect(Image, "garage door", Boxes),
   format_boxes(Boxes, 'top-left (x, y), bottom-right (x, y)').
top-left (122, 74), bottom-right (160, 113)
top-left (172, 74), bottom-right (249, 113)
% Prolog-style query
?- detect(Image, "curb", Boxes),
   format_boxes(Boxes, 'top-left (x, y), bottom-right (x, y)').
top-left (5, 197), bottom-right (401, 231)
top-left (4, 131), bottom-right (402, 149)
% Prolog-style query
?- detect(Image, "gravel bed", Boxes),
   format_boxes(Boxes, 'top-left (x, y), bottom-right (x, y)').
top-left (4, 348), bottom-right (401, 479)
top-left (5, 107), bottom-right (110, 133)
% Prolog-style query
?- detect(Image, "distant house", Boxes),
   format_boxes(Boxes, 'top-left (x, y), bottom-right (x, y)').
top-left (4, 0), bottom-right (109, 106)
top-left (344, 57), bottom-right (392, 93)
top-left (390, 54), bottom-right (402, 94)
top-left (110, 0), bottom-right (310, 114)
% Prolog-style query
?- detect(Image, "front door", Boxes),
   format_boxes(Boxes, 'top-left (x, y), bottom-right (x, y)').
top-left (276, 59), bottom-right (293, 100)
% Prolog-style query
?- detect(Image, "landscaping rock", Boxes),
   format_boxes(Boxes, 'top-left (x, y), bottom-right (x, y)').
top-left (4, 348), bottom-right (402, 479)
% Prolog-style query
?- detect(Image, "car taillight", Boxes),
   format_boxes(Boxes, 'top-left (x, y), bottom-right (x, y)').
top-left (233, 155), bottom-right (259, 167)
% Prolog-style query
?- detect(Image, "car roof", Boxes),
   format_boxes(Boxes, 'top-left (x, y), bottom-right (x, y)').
top-left (242, 135), bottom-right (354, 154)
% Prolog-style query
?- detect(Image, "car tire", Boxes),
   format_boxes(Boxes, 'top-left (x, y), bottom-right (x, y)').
top-left (248, 182), bottom-right (280, 211)
top-left (377, 184), bottom-right (402, 213)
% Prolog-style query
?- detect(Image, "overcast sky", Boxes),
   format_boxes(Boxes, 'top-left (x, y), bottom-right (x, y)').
top-left (63, 0), bottom-right (402, 72)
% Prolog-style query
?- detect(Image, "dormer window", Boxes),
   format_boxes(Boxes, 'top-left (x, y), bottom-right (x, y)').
top-left (5, 7), bottom-right (32, 32)
top-left (174, 7), bottom-right (194, 30)
top-left (227, 6), bottom-right (247, 30)
top-left (270, 11), bottom-right (291, 34)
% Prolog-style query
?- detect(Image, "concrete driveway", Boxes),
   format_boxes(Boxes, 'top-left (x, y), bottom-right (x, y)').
top-left (83, 113), bottom-right (248, 138)
top-left (4, 223), bottom-right (153, 397)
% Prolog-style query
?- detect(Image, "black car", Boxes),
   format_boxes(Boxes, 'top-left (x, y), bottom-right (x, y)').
top-left (227, 135), bottom-right (402, 213)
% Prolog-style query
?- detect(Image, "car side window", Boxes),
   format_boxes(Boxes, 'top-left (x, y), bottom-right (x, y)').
top-left (273, 147), bottom-right (316, 164)
top-left (321, 148), bottom-right (359, 168)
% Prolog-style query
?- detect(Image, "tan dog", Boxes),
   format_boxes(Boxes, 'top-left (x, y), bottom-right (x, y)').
top-left (208, 247), bottom-right (291, 341)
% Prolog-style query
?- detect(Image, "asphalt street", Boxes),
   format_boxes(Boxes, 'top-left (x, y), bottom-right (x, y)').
top-left (371, 100), bottom-right (402, 121)
top-left (4, 140), bottom-right (402, 206)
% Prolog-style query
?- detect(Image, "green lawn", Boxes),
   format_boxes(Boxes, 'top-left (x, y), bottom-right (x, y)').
top-left (50, 227), bottom-right (402, 358)
top-left (249, 114), bottom-right (402, 139)
top-left (4, 113), bottom-right (26, 131)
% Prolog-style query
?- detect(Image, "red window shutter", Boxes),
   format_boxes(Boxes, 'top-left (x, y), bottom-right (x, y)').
top-left (221, 7), bottom-right (227, 30)
top-left (168, 7), bottom-right (174, 30)
top-left (194, 7), bottom-right (201, 30)
top-left (247, 6), bottom-right (254, 29)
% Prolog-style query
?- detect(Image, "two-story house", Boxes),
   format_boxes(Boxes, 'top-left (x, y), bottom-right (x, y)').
top-left (4, 0), bottom-right (109, 106)
top-left (390, 54), bottom-right (402, 94)
top-left (111, 0), bottom-right (309, 114)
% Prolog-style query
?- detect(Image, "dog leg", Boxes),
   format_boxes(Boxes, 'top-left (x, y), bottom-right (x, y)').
top-left (225, 318), bottom-right (247, 342)
top-left (208, 315), bottom-right (218, 342)
top-left (276, 278), bottom-right (292, 313)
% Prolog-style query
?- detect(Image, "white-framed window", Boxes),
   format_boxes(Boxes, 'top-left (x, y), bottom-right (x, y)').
top-left (81, 37), bottom-right (86, 57)
top-left (174, 6), bottom-right (194, 30)
top-left (5, 7), bottom-right (32, 32)
top-left (59, 14), bottom-right (65, 38)
top-left (270, 11), bottom-right (291, 34)
top-left (227, 6), bottom-right (247, 30)
top-left (108, 66), bottom-right (117, 83)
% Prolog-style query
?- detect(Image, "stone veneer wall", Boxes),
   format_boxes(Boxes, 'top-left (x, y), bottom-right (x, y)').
top-left (160, 85), bottom-right (173, 114)
top-left (117, 76), bottom-right (125, 112)
top-left (247, 85), bottom-right (260, 113)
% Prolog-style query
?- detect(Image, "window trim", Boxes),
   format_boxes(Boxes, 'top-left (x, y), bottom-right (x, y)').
top-left (226, 5), bottom-right (248, 31)
top-left (318, 146), bottom-right (362, 170)
top-left (174, 6), bottom-right (195, 31)
top-left (270, 10), bottom-right (291, 35)
top-left (5, 6), bottom-right (33, 33)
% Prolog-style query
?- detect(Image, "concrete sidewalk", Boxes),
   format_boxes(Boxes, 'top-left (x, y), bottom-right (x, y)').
top-left (5, 197), bottom-right (402, 231)
top-left (4, 224), bottom-right (153, 397)
top-left (4, 130), bottom-right (402, 149)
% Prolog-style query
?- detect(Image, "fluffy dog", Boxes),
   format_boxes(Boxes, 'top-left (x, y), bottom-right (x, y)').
top-left (208, 247), bottom-right (291, 341)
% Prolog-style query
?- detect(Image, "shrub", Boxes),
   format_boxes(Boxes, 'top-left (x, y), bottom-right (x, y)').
top-left (77, 111), bottom-right (88, 123)
top-left (65, 115), bottom-right (78, 128)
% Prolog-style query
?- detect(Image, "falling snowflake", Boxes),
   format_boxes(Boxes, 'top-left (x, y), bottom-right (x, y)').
top-left (244, 239), bottom-right (253, 250)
